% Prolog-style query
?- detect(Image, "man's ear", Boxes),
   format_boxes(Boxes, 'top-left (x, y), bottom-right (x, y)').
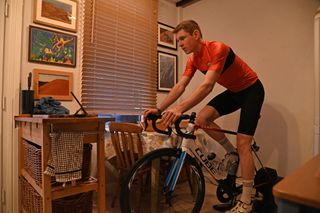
top-left (192, 30), bottom-right (201, 40)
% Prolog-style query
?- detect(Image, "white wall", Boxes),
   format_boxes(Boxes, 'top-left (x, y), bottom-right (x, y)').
top-left (164, 0), bottom-right (320, 176)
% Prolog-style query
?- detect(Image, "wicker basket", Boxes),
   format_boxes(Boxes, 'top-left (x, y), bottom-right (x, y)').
top-left (20, 177), bottom-right (93, 213)
top-left (23, 140), bottom-right (42, 185)
top-left (52, 191), bottom-right (93, 213)
top-left (20, 177), bottom-right (43, 213)
top-left (23, 140), bottom-right (92, 185)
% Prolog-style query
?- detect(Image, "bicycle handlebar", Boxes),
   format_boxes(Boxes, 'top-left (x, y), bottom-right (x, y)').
top-left (145, 112), bottom-right (197, 139)
top-left (144, 113), bottom-right (172, 136)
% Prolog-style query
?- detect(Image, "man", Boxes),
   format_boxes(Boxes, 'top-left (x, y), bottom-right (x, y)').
top-left (144, 20), bottom-right (264, 213)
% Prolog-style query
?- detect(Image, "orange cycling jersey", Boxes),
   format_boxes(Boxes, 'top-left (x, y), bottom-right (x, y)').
top-left (183, 40), bottom-right (258, 92)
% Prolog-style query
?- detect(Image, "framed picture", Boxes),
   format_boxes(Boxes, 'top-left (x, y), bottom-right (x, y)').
top-left (34, 0), bottom-right (78, 32)
top-left (158, 22), bottom-right (177, 50)
top-left (33, 69), bottom-right (73, 100)
top-left (158, 51), bottom-right (177, 92)
top-left (28, 26), bottom-right (77, 67)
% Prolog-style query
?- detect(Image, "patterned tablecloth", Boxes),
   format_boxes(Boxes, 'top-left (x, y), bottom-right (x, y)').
top-left (104, 130), bottom-right (207, 159)
top-left (97, 129), bottom-right (208, 179)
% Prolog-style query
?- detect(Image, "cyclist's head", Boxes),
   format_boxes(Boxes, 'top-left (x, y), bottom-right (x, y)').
top-left (173, 20), bottom-right (203, 38)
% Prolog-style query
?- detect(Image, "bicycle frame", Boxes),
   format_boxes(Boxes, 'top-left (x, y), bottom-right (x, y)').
top-left (164, 122), bottom-right (225, 193)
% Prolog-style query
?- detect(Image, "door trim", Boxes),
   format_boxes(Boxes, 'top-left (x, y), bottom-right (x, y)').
top-left (0, 0), bottom-right (5, 210)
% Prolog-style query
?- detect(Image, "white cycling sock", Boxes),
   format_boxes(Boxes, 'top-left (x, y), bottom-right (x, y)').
top-left (218, 137), bottom-right (236, 153)
top-left (240, 179), bottom-right (254, 204)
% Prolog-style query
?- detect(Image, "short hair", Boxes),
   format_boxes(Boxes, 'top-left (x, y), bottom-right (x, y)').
top-left (173, 20), bottom-right (202, 38)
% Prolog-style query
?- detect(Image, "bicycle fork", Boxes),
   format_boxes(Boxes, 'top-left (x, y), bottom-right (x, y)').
top-left (163, 150), bottom-right (187, 205)
top-left (163, 123), bottom-right (196, 205)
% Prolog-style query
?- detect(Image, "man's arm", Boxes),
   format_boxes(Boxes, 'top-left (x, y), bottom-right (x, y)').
top-left (176, 70), bottom-right (219, 112)
top-left (162, 70), bottom-right (220, 126)
top-left (143, 75), bottom-right (191, 118)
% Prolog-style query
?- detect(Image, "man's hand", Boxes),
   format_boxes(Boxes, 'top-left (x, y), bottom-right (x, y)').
top-left (162, 108), bottom-right (182, 127)
top-left (143, 108), bottom-right (161, 121)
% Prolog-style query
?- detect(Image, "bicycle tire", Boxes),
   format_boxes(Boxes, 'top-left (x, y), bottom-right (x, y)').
top-left (120, 148), bottom-right (205, 213)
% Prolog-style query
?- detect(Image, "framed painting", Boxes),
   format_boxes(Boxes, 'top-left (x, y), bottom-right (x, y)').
top-left (158, 22), bottom-right (177, 50)
top-left (34, 0), bottom-right (78, 32)
top-left (33, 69), bottom-right (73, 100)
top-left (158, 51), bottom-right (177, 92)
top-left (28, 26), bottom-right (77, 67)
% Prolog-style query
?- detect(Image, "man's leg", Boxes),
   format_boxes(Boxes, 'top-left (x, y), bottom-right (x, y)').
top-left (196, 105), bottom-right (224, 140)
top-left (225, 133), bottom-right (255, 213)
top-left (237, 133), bottom-right (255, 203)
top-left (226, 81), bottom-right (264, 212)
top-left (196, 106), bottom-right (236, 153)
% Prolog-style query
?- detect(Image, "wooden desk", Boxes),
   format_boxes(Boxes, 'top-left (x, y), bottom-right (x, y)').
top-left (15, 116), bottom-right (113, 213)
top-left (273, 155), bottom-right (320, 211)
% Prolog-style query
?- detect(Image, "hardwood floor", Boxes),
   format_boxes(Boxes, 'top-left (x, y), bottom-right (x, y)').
top-left (93, 169), bottom-right (278, 213)
top-left (94, 172), bottom-right (225, 213)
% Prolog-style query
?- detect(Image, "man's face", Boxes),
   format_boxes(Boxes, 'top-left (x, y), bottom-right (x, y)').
top-left (176, 29), bottom-right (198, 54)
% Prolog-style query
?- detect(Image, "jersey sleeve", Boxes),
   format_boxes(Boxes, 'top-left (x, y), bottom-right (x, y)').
top-left (207, 42), bottom-right (229, 72)
top-left (183, 56), bottom-right (196, 78)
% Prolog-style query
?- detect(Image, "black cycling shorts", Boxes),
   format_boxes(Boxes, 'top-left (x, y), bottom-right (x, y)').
top-left (208, 79), bottom-right (265, 136)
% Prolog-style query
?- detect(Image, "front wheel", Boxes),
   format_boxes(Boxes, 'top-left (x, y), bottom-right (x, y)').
top-left (120, 148), bottom-right (205, 213)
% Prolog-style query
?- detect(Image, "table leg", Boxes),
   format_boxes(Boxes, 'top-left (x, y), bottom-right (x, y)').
top-left (97, 132), bottom-right (106, 213)
top-left (151, 158), bottom-right (160, 213)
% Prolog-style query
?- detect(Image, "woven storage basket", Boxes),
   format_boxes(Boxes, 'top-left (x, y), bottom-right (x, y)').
top-left (20, 177), bottom-right (93, 213)
top-left (23, 140), bottom-right (92, 185)
top-left (20, 177), bottom-right (43, 213)
top-left (52, 191), bottom-right (93, 213)
top-left (23, 140), bottom-right (42, 185)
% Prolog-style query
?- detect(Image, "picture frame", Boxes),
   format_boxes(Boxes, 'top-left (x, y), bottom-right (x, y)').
top-left (28, 26), bottom-right (77, 67)
top-left (158, 51), bottom-right (178, 92)
top-left (33, 0), bottom-right (78, 32)
top-left (158, 22), bottom-right (177, 50)
top-left (33, 69), bottom-right (73, 101)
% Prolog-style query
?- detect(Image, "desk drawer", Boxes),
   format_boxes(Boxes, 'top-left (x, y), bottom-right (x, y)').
top-left (21, 122), bottom-right (43, 146)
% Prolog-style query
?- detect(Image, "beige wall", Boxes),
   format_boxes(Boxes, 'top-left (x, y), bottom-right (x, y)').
top-left (20, 0), bottom-right (81, 114)
top-left (158, 0), bottom-right (320, 176)
top-left (157, 0), bottom-right (181, 104)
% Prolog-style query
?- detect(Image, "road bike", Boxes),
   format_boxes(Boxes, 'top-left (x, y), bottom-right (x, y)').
top-left (120, 112), bottom-right (279, 213)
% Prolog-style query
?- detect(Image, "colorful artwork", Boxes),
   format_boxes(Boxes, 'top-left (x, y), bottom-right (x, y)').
top-left (28, 26), bottom-right (77, 67)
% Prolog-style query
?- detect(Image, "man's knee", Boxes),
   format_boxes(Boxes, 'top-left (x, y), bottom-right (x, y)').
top-left (196, 107), bottom-right (219, 126)
top-left (195, 115), bottom-right (208, 127)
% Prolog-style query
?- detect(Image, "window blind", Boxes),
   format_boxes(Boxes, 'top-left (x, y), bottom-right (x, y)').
top-left (81, 0), bottom-right (158, 114)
